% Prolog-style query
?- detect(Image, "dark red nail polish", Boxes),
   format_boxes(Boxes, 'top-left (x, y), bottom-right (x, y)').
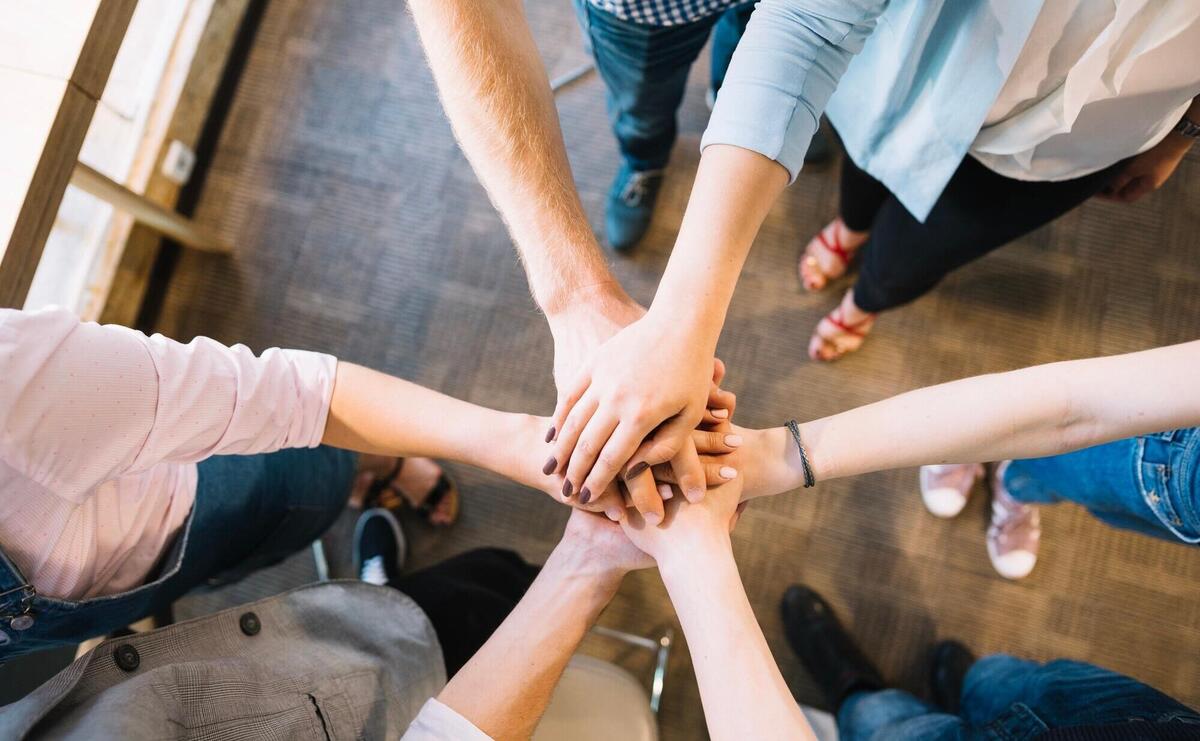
top-left (542, 457), bottom-right (557, 475)
top-left (579, 487), bottom-right (591, 504)
top-left (562, 479), bottom-right (573, 498)
top-left (545, 426), bottom-right (556, 443)
top-left (625, 461), bottom-right (649, 480)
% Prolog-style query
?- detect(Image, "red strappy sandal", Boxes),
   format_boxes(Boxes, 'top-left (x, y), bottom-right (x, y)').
top-left (809, 305), bottom-right (876, 362)
top-left (800, 222), bottom-right (860, 292)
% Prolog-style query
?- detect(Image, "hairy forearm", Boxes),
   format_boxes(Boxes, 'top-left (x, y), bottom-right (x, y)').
top-left (651, 145), bottom-right (788, 350)
top-left (659, 539), bottom-right (812, 740)
top-left (756, 341), bottom-right (1200, 492)
top-left (438, 542), bottom-right (621, 740)
top-left (323, 362), bottom-right (541, 483)
top-left (408, 0), bottom-right (614, 315)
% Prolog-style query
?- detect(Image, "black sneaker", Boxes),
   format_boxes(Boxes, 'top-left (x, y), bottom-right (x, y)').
top-left (781, 585), bottom-right (885, 711)
top-left (353, 508), bottom-right (406, 586)
top-left (930, 640), bottom-right (976, 714)
top-left (605, 164), bottom-right (664, 252)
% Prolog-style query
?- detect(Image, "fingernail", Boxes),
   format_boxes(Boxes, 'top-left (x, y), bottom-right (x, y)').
top-left (711, 408), bottom-right (729, 419)
top-left (605, 508), bottom-right (622, 521)
top-left (720, 466), bottom-right (738, 480)
top-left (724, 434), bottom-right (743, 447)
top-left (625, 461), bottom-right (649, 480)
top-left (686, 487), bottom-right (705, 503)
top-left (562, 479), bottom-right (573, 498)
top-left (644, 512), bottom-right (662, 526)
top-left (542, 457), bottom-right (557, 475)
top-left (579, 487), bottom-right (591, 504)
top-left (658, 483), bottom-right (673, 500)
top-left (544, 426), bottom-right (556, 443)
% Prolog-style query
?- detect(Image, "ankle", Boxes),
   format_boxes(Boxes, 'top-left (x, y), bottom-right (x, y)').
top-left (835, 219), bottom-right (870, 245)
top-left (841, 291), bottom-right (873, 323)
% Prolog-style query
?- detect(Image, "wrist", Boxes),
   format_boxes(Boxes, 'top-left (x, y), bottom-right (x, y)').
top-left (543, 279), bottom-right (635, 323)
top-left (657, 529), bottom-right (733, 579)
top-left (547, 536), bottom-right (626, 597)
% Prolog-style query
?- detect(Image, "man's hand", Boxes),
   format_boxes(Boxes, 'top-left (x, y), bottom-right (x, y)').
top-left (1099, 130), bottom-right (1193, 203)
top-left (559, 508), bottom-right (655, 579)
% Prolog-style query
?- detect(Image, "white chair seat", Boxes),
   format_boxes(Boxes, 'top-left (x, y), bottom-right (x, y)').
top-left (533, 655), bottom-right (658, 741)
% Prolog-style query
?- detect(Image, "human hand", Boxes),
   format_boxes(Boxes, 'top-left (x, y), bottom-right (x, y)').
top-left (557, 507), bottom-right (654, 580)
top-left (545, 311), bottom-right (718, 516)
top-left (619, 476), bottom-right (747, 568)
top-left (546, 283), bottom-right (646, 402)
top-left (655, 423), bottom-right (802, 502)
top-left (1099, 132), bottom-right (1193, 203)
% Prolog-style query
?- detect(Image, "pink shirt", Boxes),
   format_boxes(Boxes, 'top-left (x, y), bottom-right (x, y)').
top-left (0, 308), bottom-right (337, 601)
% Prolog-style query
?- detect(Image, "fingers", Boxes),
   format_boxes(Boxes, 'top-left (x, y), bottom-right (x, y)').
top-left (669, 437), bottom-right (706, 503)
top-left (704, 387), bottom-right (736, 424)
top-left (622, 466), bottom-right (665, 526)
top-left (548, 370), bottom-right (591, 443)
top-left (575, 420), bottom-right (647, 506)
top-left (546, 391), bottom-right (598, 478)
top-left (653, 458), bottom-right (737, 488)
top-left (562, 410), bottom-right (620, 499)
top-left (711, 357), bottom-right (726, 386)
top-left (628, 415), bottom-right (692, 472)
top-left (691, 429), bottom-right (743, 456)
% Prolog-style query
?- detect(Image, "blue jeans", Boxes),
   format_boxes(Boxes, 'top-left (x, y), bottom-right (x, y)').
top-left (1004, 428), bottom-right (1200, 545)
top-left (839, 655), bottom-right (1200, 740)
top-left (0, 447), bottom-right (355, 659)
top-left (572, 0), bottom-right (754, 172)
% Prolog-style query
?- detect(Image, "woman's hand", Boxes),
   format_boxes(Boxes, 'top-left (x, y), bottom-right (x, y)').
top-left (558, 508), bottom-right (655, 579)
top-left (654, 423), bottom-right (802, 502)
top-left (1100, 130), bottom-right (1193, 203)
top-left (619, 477), bottom-right (747, 567)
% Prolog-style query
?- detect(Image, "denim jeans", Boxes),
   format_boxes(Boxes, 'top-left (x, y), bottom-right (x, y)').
top-left (572, 0), bottom-right (754, 172)
top-left (0, 447), bottom-right (354, 659)
top-left (838, 655), bottom-right (1200, 740)
top-left (1004, 428), bottom-right (1200, 545)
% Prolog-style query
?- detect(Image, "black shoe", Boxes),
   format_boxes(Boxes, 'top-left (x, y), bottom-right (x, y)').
top-left (781, 585), bottom-right (885, 711)
top-left (605, 164), bottom-right (664, 252)
top-left (353, 508), bottom-right (406, 585)
top-left (930, 640), bottom-right (976, 714)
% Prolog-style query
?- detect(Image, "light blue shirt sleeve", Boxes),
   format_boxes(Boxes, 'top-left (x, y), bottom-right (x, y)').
top-left (701, 0), bottom-right (890, 182)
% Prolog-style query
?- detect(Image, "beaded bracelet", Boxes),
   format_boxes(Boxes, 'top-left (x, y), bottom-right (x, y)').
top-left (785, 419), bottom-right (816, 488)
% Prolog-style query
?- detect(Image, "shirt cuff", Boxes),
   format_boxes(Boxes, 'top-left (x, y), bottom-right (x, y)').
top-left (401, 698), bottom-right (493, 740)
top-left (700, 81), bottom-right (819, 184)
top-left (279, 349), bottom-right (338, 448)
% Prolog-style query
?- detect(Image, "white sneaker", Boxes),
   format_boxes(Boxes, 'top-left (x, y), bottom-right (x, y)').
top-left (919, 464), bottom-right (984, 518)
top-left (986, 462), bottom-right (1040, 580)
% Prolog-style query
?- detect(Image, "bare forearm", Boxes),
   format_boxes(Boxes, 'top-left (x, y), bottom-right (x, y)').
top-left (438, 542), bottom-right (621, 740)
top-left (757, 342), bottom-right (1200, 492)
top-left (652, 145), bottom-right (788, 349)
top-left (323, 362), bottom-right (538, 483)
top-left (660, 539), bottom-right (812, 741)
top-left (408, 0), bottom-right (614, 315)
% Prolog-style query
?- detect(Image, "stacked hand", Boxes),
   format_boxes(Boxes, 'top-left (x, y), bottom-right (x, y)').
top-left (543, 287), bottom-right (737, 525)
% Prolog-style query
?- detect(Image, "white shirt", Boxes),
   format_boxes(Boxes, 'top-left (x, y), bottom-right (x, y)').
top-left (971, 0), bottom-right (1200, 181)
top-left (0, 308), bottom-right (336, 600)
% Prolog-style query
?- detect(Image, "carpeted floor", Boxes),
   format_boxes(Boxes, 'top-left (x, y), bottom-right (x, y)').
top-left (150, 1), bottom-right (1200, 738)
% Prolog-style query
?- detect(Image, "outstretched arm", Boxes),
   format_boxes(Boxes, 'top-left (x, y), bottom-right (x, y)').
top-left (724, 341), bottom-right (1200, 498)
top-left (425, 510), bottom-right (651, 740)
top-left (620, 481), bottom-right (814, 741)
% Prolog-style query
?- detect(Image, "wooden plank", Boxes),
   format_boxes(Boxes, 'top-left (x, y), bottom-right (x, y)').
top-left (100, 0), bottom-right (252, 325)
top-left (0, 0), bottom-right (136, 308)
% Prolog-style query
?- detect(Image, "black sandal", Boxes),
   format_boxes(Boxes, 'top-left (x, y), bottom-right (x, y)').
top-left (365, 458), bottom-right (460, 527)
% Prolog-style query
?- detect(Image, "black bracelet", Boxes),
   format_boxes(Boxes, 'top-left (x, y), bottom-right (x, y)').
top-left (785, 419), bottom-right (816, 488)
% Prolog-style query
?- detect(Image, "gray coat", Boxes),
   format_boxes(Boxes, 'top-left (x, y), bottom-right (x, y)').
top-left (0, 581), bottom-right (446, 739)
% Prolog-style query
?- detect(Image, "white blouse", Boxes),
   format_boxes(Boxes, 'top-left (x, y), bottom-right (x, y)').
top-left (970, 0), bottom-right (1200, 182)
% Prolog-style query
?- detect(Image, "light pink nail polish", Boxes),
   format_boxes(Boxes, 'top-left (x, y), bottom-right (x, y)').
top-left (724, 434), bottom-right (743, 447)
top-left (711, 408), bottom-right (729, 419)
top-left (720, 466), bottom-right (738, 480)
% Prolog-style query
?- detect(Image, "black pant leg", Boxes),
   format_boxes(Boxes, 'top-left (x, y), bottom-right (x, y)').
top-left (839, 154), bottom-right (892, 232)
top-left (391, 548), bottom-right (538, 677)
top-left (852, 156), bottom-right (1124, 312)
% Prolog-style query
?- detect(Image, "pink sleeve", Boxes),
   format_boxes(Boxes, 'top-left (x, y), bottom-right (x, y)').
top-left (0, 308), bottom-right (337, 496)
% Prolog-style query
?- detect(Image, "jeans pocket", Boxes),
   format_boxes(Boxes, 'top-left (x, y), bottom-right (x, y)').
top-left (1137, 453), bottom-right (1200, 545)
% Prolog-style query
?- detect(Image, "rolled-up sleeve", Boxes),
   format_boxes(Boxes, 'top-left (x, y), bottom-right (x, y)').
top-left (401, 698), bottom-right (493, 740)
top-left (700, 0), bottom-right (888, 182)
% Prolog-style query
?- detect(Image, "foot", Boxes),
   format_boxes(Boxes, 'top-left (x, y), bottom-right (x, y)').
top-left (350, 455), bottom-right (460, 526)
top-left (799, 218), bottom-right (868, 292)
top-left (808, 289), bottom-right (876, 362)
top-left (353, 508), bottom-right (406, 586)
top-left (987, 462), bottom-right (1040, 580)
top-left (920, 464), bottom-right (984, 519)
top-left (605, 165), bottom-right (664, 252)
top-left (929, 640), bottom-right (976, 714)
top-left (781, 585), bottom-right (885, 711)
